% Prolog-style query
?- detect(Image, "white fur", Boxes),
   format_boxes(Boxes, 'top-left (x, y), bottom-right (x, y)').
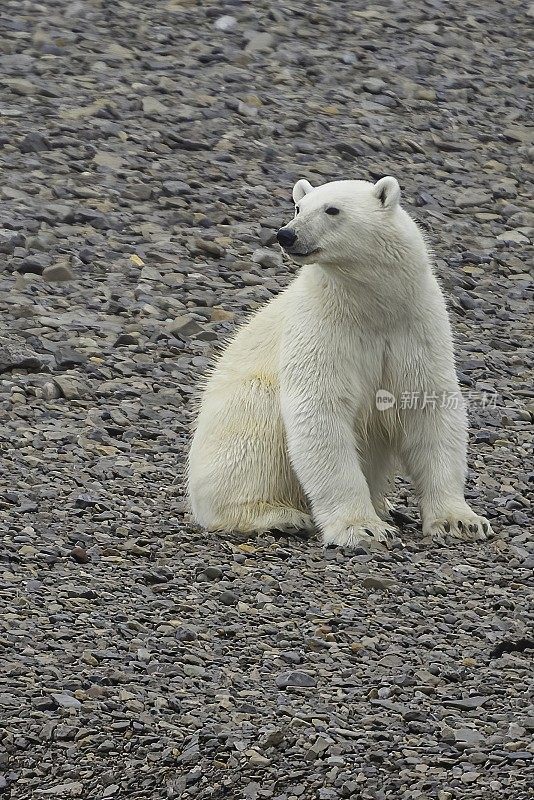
top-left (188, 178), bottom-right (492, 547)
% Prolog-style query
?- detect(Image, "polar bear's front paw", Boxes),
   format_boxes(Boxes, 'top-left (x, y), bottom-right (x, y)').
top-left (322, 518), bottom-right (398, 550)
top-left (424, 508), bottom-right (493, 545)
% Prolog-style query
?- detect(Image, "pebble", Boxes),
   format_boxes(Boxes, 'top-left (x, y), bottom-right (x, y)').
top-left (218, 590), bottom-right (238, 605)
top-left (214, 16), bottom-right (238, 32)
top-left (275, 672), bottom-right (317, 689)
top-left (252, 248), bottom-right (284, 269)
top-left (51, 694), bottom-right (82, 710)
top-left (361, 575), bottom-right (396, 590)
top-left (43, 263), bottom-right (74, 282)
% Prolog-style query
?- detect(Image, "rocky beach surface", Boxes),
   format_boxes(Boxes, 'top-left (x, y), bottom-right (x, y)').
top-left (0, 1), bottom-right (532, 798)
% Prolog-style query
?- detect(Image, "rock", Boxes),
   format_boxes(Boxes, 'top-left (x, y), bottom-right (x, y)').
top-left (258, 729), bottom-right (285, 749)
top-left (496, 229), bottom-right (530, 243)
top-left (275, 671), bottom-right (317, 689)
top-left (0, 341), bottom-right (42, 373)
top-left (455, 189), bottom-right (492, 208)
top-left (237, 101), bottom-right (258, 118)
top-left (2, 78), bottom-right (37, 95)
top-left (443, 696), bottom-right (489, 710)
top-left (245, 749), bottom-right (271, 766)
top-left (453, 727), bottom-right (484, 745)
top-left (167, 315), bottom-right (202, 337)
top-left (214, 15), bottom-right (237, 32)
top-left (36, 782), bottom-right (84, 796)
top-left (201, 566), bottom-right (223, 580)
top-left (114, 333), bottom-right (139, 346)
top-left (193, 238), bottom-right (225, 258)
top-left (161, 181), bottom-right (191, 197)
top-left (142, 97), bottom-right (168, 115)
top-left (93, 152), bottom-right (124, 170)
top-left (18, 253), bottom-right (51, 275)
top-left (43, 263), bottom-right (74, 282)
top-left (362, 78), bottom-right (386, 94)
top-left (218, 590), bottom-right (237, 605)
top-left (414, 88), bottom-right (437, 101)
top-left (245, 33), bottom-right (274, 53)
top-left (70, 546), bottom-right (90, 564)
top-left (361, 575), bottom-right (396, 590)
top-left (461, 772), bottom-right (480, 784)
top-left (18, 132), bottom-right (51, 153)
top-left (51, 693), bottom-right (82, 710)
top-left (52, 376), bottom-right (89, 400)
top-left (252, 248), bottom-right (283, 268)
top-left (42, 381), bottom-right (62, 400)
top-left (210, 307), bottom-right (235, 322)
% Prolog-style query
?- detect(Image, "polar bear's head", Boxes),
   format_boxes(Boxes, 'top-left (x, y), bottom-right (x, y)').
top-left (277, 177), bottom-right (418, 268)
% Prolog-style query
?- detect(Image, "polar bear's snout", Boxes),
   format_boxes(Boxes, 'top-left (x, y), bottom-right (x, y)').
top-left (277, 225), bottom-right (320, 259)
top-left (276, 227), bottom-right (297, 249)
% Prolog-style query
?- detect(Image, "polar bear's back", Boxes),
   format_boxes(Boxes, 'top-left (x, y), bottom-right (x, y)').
top-left (205, 283), bottom-right (295, 390)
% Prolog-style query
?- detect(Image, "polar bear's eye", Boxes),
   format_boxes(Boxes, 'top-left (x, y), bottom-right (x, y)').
top-left (325, 207), bottom-right (340, 216)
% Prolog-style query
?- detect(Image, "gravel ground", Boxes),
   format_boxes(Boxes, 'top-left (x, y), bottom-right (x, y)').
top-left (1, 1), bottom-right (533, 798)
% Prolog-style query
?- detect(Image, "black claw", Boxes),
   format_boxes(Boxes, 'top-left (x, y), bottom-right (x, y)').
top-left (444, 521), bottom-right (451, 533)
top-left (470, 524), bottom-right (477, 533)
top-left (364, 528), bottom-right (373, 537)
top-left (482, 522), bottom-right (488, 534)
top-left (457, 520), bottom-right (464, 530)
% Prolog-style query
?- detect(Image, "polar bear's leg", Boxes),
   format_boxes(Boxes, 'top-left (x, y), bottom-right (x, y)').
top-left (222, 504), bottom-right (315, 534)
top-left (188, 378), bottom-right (310, 534)
top-left (400, 401), bottom-right (492, 542)
top-left (361, 441), bottom-right (395, 521)
top-left (281, 388), bottom-right (397, 549)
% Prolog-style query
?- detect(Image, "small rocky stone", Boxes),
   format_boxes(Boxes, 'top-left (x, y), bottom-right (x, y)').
top-left (275, 671), bottom-right (317, 689)
top-left (252, 248), bottom-right (283, 268)
top-left (214, 15), bottom-right (237, 32)
top-left (0, 341), bottom-right (42, 373)
top-left (18, 131), bottom-right (51, 153)
top-left (496, 229), bottom-right (530, 243)
top-left (361, 575), bottom-right (396, 590)
top-left (218, 590), bottom-right (237, 605)
top-left (51, 693), bottom-right (82, 710)
top-left (70, 546), bottom-right (90, 564)
top-left (362, 78), bottom-right (386, 94)
top-left (18, 253), bottom-right (51, 275)
top-left (167, 315), bottom-right (202, 337)
top-left (43, 263), bottom-right (74, 282)
top-left (245, 33), bottom-right (273, 53)
top-left (52, 376), bottom-right (88, 400)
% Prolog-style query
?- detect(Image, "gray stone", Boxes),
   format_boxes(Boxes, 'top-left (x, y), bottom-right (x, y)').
top-left (252, 248), bottom-right (283, 268)
top-left (245, 33), bottom-right (274, 53)
top-left (362, 575), bottom-right (396, 590)
top-left (214, 16), bottom-right (238, 32)
top-left (51, 693), bottom-right (82, 709)
top-left (275, 671), bottom-right (317, 689)
top-left (43, 263), bottom-right (74, 282)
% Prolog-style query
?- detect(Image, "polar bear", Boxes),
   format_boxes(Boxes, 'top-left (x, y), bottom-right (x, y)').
top-left (187, 176), bottom-right (492, 548)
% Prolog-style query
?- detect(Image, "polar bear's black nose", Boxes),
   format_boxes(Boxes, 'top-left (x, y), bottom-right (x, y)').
top-left (277, 227), bottom-right (297, 248)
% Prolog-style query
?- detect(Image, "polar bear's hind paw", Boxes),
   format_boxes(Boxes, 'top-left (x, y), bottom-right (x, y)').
top-left (323, 519), bottom-right (399, 550)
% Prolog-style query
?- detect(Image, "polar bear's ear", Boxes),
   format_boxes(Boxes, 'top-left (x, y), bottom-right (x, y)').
top-left (373, 176), bottom-right (400, 209)
top-left (292, 179), bottom-right (314, 203)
